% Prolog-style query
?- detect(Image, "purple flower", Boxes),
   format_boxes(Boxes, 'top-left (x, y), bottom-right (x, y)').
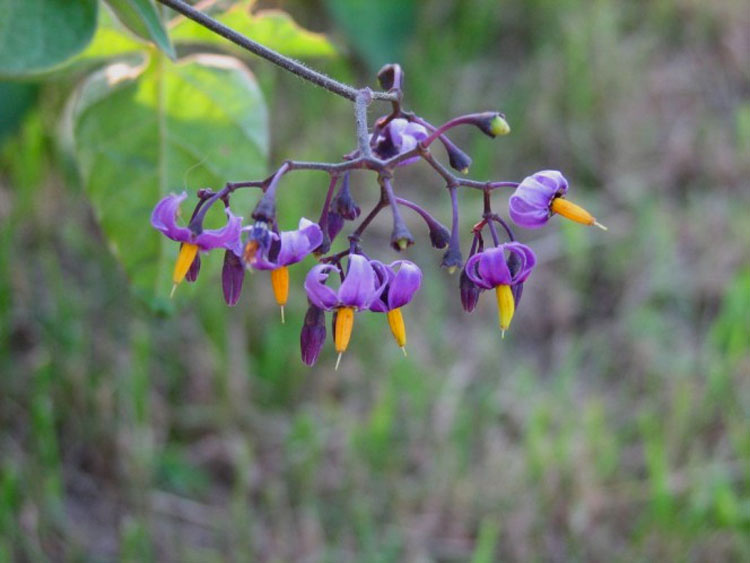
top-left (508, 170), bottom-right (568, 229)
top-left (248, 218), bottom-right (323, 270)
top-left (464, 242), bottom-right (536, 335)
top-left (151, 191), bottom-right (242, 250)
top-left (465, 243), bottom-right (536, 290)
top-left (374, 118), bottom-right (428, 165)
top-left (304, 254), bottom-right (388, 311)
top-left (369, 260), bottom-right (422, 313)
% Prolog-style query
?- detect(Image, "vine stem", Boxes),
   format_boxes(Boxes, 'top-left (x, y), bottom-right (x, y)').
top-left (155, 0), bottom-right (397, 103)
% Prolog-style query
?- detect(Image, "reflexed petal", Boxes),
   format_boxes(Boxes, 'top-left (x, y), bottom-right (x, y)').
top-left (304, 264), bottom-right (340, 310)
top-left (222, 249), bottom-right (245, 306)
top-left (367, 260), bottom-right (392, 313)
top-left (509, 170), bottom-right (569, 229)
top-left (505, 242), bottom-right (536, 283)
top-left (509, 193), bottom-right (550, 229)
top-left (195, 207), bottom-right (243, 251)
top-left (465, 252), bottom-right (492, 289)
top-left (387, 118), bottom-right (409, 148)
top-left (386, 260), bottom-right (422, 309)
top-left (338, 254), bottom-right (376, 309)
top-left (151, 192), bottom-right (192, 242)
top-left (404, 121), bottom-right (428, 142)
top-left (275, 218), bottom-right (323, 266)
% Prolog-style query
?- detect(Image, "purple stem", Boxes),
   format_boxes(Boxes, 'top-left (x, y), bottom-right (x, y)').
top-left (395, 197), bottom-right (445, 231)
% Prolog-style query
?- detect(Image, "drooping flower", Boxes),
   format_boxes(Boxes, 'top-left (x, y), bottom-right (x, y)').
top-left (245, 217), bottom-right (323, 322)
top-left (373, 118), bottom-right (429, 165)
top-left (304, 254), bottom-right (388, 369)
top-left (369, 260), bottom-right (422, 353)
top-left (464, 242), bottom-right (536, 336)
top-left (509, 170), bottom-right (606, 230)
top-left (151, 192), bottom-right (242, 295)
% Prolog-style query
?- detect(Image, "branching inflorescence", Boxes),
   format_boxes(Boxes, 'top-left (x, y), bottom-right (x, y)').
top-left (152, 0), bottom-right (606, 369)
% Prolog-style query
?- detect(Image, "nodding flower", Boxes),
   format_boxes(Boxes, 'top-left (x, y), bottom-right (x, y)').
top-left (245, 217), bottom-right (323, 323)
top-left (464, 242), bottom-right (536, 337)
top-left (369, 260), bottom-right (422, 355)
top-left (150, 191), bottom-right (242, 297)
top-left (304, 254), bottom-right (388, 369)
top-left (373, 118), bottom-right (429, 165)
top-left (509, 170), bottom-right (606, 231)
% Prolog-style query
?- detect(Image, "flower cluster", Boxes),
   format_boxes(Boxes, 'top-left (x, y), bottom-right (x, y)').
top-left (150, 65), bottom-right (605, 368)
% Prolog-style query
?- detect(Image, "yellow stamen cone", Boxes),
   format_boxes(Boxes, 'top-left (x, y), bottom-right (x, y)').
top-left (550, 197), bottom-right (603, 228)
top-left (387, 308), bottom-right (407, 353)
top-left (334, 307), bottom-right (355, 370)
top-left (495, 284), bottom-right (515, 337)
top-left (171, 243), bottom-right (199, 294)
top-left (271, 266), bottom-right (289, 323)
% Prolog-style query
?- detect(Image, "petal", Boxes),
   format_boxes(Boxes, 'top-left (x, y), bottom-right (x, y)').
top-left (338, 254), bottom-right (376, 309)
top-left (404, 121), bottom-right (428, 142)
top-left (476, 247), bottom-right (512, 287)
top-left (509, 193), bottom-right (550, 229)
top-left (505, 242), bottom-right (537, 283)
top-left (533, 169), bottom-right (568, 197)
top-left (195, 207), bottom-right (243, 251)
top-left (387, 118), bottom-right (409, 149)
top-left (150, 192), bottom-right (192, 242)
top-left (465, 252), bottom-right (493, 289)
top-left (304, 264), bottom-right (340, 310)
top-left (367, 260), bottom-right (392, 313)
top-left (386, 260), bottom-right (422, 309)
top-left (275, 218), bottom-right (323, 266)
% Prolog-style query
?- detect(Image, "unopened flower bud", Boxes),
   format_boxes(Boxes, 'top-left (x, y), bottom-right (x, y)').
top-left (459, 269), bottom-right (480, 312)
top-left (333, 173), bottom-right (361, 221)
top-left (441, 244), bottom-right (463, 274)
top-left (251, 192), bottom-right (276, 222)
top-left (377, 63), bottom-right (404, 91)
top-left (185, 254), bottom-right (201, 282)
top-left (391, 220), bottom-right (414, 252)
top-left (446, 143), bottom-right (473, 174)
top-left (314, 231), bottom-right (331, 256)
top-left (300, 303), bottom-right (327, 366)
top-left (222, 250), bottom-right (245, 306)
top-left (428, 223), bottom-right (451, 249)
top-left (475, 112), bottom-right (510, 138)
top-left (327, 211), bottom-right (344, 241)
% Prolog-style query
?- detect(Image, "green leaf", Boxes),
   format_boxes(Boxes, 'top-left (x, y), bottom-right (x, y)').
top-left (169, 0), bottom-right (336, 58)
top-left (0, 81), bottom-right (38, 141)
top-left (0, 0), bottom-right (98, 77)
top-left (67, 53), bottom-right (268, 306)
top-left (323, 0), bottom-right (414, 70)
top-left (73, 7), bottom-right (151, 64)
top-left (105, 0), bottom-right (176, 59)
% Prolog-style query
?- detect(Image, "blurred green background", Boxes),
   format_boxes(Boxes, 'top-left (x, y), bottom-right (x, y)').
top-left (2, 0), bottom-right (750, 560)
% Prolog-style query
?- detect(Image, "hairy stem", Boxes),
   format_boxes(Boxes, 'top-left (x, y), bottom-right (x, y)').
top-left (155, 0), bottom-right (397, 103)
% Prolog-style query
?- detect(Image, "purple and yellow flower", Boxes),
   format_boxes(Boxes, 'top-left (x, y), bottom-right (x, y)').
top-left (151, 192), bottom-right (242, 296)
top-left (508, 170), bottom-right (606, 230)
top-left (464, 242), bottom-right (536, 336)
top-left (369, 260), bottom-right (422, 354)
top-left (374, 118), bottom-right (428, 165)
top-left (304, 254), bottom-right (388, 369)
top-left (245, 217), bottom-right (323, 322)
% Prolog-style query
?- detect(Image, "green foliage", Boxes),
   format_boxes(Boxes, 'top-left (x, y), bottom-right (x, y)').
top-left (68, 53), bottom-right (268, 305)
top-left (169, 0), bottom-right (337, 58)
top-left (105, 0), bottom-right (175, 59)
top-left (0, 0), bottom-right (98, 77)
top-left (323, 0), bottom-right (415, 70)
